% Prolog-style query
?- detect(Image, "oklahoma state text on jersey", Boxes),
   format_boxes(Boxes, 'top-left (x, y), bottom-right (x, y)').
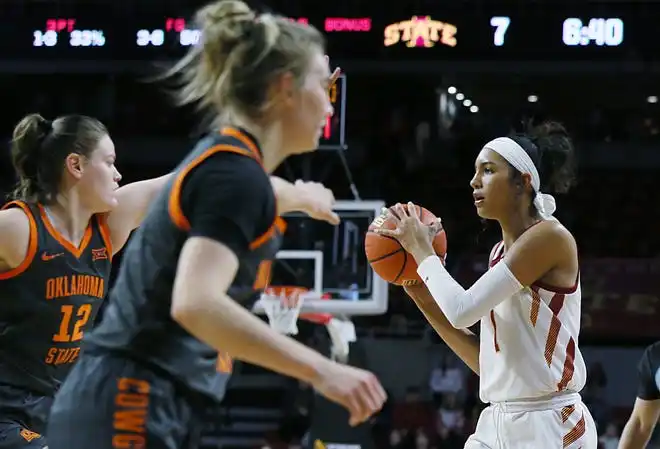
top-left (0, 201), bottom-right (112, 395)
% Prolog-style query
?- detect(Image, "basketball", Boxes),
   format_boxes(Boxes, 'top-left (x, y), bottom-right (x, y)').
top-left (365, 204), bottom-right (447, 286)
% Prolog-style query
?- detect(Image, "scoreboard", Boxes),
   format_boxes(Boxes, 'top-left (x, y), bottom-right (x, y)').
top-left (0, 2), bottom-right (656, 62)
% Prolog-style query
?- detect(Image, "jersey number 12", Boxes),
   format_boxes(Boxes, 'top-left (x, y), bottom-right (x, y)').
top-left (52, 304), bottom-right (92, 342)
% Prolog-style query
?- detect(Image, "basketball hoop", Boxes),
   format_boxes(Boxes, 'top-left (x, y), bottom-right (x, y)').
top-left (261, 286), bottom-right (307, 335)
top-left (260, 286), bottom-right (357, 363)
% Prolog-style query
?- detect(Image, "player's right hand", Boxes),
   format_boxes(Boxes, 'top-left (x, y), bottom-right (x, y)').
top-left (312, 361), bottom-right (387, 427)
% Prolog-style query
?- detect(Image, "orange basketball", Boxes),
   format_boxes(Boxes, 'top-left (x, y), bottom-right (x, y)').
top-left (365, 204), bottom-right (447, 286)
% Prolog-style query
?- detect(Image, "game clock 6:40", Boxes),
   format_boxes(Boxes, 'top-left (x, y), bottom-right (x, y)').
top-left (562, 17), bottom-right (624, 47)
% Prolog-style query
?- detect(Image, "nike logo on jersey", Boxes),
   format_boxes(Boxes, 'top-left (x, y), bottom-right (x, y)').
top-left (41, 252), bottom-right (64, 261)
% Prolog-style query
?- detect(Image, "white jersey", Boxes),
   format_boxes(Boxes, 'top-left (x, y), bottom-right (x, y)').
top-left (478, 241), bottom-right (587, 404)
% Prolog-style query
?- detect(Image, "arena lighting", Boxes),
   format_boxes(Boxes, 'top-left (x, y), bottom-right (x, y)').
top-left (445, 86), bottom-right (478, 113)
top-left (527, 94), bottom-right (539, 103)
top-left (647, 96), bottom-right (658, 104)
top-left (462, 98), bottom-right (478, 113)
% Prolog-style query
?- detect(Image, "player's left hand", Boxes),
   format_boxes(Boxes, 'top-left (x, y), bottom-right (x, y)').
top-left (294, 180), bottom-right (340, 225)
top-left (375, 202), bottom-right (442, 262)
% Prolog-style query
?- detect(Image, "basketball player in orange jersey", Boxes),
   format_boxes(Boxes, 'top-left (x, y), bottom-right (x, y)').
top-left (46, 2), bottom-right (386, 448)
top-left (377, 122), bottom-right (597, 448)
top-left (0, 112), bottom-right (340, 449)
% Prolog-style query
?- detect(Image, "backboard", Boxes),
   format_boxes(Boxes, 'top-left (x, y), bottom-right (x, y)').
top-left (254, 200), bottom-right (388, 316)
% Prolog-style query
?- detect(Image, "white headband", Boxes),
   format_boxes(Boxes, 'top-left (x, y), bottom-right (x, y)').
top-left (484, 137), bottom-right (556, 218)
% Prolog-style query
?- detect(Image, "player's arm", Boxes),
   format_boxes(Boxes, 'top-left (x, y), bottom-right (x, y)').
top-left (174, 236), bottom-right (331, 381)
top-left (0, 208), bottom-right (32, 272)
top-left (170, 161), bottom-right (331, 380)
top-left (397, 206), bottom-right (569, 328)
top-left (270, 176), bottom-right (313, 214)
top-left (105, 174), bottom-right (172, 254)
top-left (404, 283), bottom-right (480, 374)
top-left (270, 176), bottom-right (339, 225)
top-left (174, 239), bottom-right (384, 422)
top-left (170, 157), bottom-right (384, 425)
top-left (619, 344), bottom-right (660, 449)
top-left (619, 398), bottom-right (660, 449)
top-left (105, 173), bottom-right (334, 254)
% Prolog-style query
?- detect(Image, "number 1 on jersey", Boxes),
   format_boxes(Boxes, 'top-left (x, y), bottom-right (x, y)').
top-left (52, 304), bottom-right (92, 342)
top-left (490, 310), bottom-right (500, 352)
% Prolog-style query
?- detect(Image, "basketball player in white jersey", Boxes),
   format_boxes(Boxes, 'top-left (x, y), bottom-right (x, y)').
top-left (376, 121), bottom-right (597, 448)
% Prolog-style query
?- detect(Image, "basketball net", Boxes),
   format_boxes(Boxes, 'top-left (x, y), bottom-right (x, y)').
top-left (260, 286), bottom-right (357, 363)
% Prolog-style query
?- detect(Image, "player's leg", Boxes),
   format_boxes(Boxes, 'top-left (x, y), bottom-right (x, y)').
top-left (46, 352), bottom-right (201, 449)
top-left (463, 406), bottom-right (497, 449)
top-left (0, 422), bottom-right (47, 449)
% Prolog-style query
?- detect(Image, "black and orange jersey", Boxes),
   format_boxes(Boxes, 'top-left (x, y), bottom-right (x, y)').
top-left (0, 201), bottom-right (112, 395)
top-left (86, 127), bottom-right (284, 401)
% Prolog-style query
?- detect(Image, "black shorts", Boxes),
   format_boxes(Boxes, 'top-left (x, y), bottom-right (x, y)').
top-left (0, 385), bottom-right (51, 449)
top-left (47, 352), bottom-right (208, 449)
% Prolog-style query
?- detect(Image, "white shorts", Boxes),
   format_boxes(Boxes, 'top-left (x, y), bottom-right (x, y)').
top-left (464, 393), bottom-right (598, 449)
